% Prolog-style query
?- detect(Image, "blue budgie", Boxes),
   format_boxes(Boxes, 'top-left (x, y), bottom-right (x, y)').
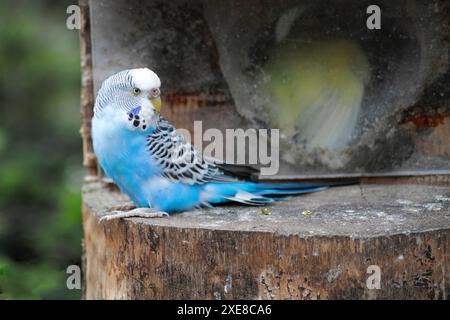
top-left (92, 68), bottom-right (330, 220)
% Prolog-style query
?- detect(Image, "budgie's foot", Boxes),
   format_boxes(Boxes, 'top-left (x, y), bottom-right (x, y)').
top-left (99, 207), bottom-right (169, 221)
top-left (107, 202), bottom-right (136, 211)
top-left (101, 177), bottom-right (115, 185)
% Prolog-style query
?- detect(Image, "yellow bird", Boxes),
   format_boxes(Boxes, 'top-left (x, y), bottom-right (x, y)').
top-left (261, 39), bottom-right (370, 149)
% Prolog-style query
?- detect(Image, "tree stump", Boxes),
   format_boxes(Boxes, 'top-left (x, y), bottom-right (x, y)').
top-left (82, 181), bottom-right (449, 299)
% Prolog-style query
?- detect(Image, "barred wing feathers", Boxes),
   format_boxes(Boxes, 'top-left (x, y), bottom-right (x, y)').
top-left (146, 117), bottom-right (237, 185)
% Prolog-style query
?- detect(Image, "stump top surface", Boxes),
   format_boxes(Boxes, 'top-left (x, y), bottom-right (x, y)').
top-left (83, 180), bottom-right (450, 238)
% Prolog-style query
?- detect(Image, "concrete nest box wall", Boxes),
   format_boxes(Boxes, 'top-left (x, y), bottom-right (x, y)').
top-left (89, 0), bottom-right (450, 179)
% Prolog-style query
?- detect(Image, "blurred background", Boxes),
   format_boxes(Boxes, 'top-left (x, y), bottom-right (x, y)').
top-left (0, 0), bottom-right (82, 299)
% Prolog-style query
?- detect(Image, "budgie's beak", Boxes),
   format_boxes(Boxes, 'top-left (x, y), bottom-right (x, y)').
top-left (151, 96), bottom-right (161, 114)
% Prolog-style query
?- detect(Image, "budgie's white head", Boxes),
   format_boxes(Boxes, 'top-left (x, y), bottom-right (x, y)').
top-left (94, 68), bottom-right (162, 119)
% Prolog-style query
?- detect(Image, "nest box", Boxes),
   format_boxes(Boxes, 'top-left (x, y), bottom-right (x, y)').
top-left (85, 0), bottom-right (450, 180)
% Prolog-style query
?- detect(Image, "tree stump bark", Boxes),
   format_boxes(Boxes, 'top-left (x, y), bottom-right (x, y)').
top-left (82, 181), bottom-right (449, 299)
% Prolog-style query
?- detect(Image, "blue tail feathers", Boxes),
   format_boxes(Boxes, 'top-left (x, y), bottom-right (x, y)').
top-left (210, 181), bottom-right (331, 206)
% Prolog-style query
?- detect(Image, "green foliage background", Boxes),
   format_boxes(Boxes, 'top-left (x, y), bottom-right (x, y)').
top-left (0, 0), bottom-right (82, 299)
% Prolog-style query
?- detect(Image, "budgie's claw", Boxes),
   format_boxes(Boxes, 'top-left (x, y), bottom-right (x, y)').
top-left (99, 208), bottom-right (169, 221)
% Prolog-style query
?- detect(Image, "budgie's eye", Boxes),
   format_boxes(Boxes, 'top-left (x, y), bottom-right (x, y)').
top-left (133, 88), bottom-right (141, 95)
top-left (150, 88), bottom-right (160, 98)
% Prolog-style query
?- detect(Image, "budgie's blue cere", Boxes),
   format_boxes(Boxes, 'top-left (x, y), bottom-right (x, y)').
top-left (92, 68), bottom-right (328, 219)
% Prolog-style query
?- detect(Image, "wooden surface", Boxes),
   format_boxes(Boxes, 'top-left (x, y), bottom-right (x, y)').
top-left (79, 0), bottom-right (97, 177)
top-left (82, 181), bottom-right (449, 299)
